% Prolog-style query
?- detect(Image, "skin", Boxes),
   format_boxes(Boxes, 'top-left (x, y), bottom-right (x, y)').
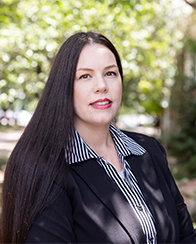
top-left (73, 43), bottom-right (123, 172)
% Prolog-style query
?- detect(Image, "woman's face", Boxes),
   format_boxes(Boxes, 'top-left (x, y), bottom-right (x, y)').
top-left (73, 43), bottom-right (122, 130)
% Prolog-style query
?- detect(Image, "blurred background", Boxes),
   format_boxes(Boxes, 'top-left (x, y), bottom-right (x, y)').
top-left (0, 0), bottom-right (196, 224)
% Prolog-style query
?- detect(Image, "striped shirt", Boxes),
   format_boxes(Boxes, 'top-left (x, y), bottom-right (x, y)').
top-left (65, 124), bottom-right (157, 244)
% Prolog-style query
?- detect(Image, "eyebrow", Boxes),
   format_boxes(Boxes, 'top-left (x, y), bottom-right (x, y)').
top-left (76, 64), bottom-right (118, 72)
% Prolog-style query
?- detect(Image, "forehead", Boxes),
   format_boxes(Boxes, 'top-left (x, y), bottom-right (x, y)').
top-left (77, 44), bottom-right (116, 67)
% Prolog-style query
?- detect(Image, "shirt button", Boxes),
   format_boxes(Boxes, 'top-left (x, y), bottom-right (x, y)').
top-left (149, 237), bottom-right (154, 244)
top-left (137, 205), bottom-right (143, 211)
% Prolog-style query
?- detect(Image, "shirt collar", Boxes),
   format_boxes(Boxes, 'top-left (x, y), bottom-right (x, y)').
top-left (65, 123), bottom-right (146, 164)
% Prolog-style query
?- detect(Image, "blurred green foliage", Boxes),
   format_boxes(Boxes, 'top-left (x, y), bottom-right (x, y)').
top-left (0, 156), bottom-right (7, 171)
top-left (0, 0), bottom-right (189, 117)
top-left (168, 36), bottom-right (196, 179)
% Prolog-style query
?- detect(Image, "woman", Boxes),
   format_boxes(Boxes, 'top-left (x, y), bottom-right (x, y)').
top-left (1, 32), bottom-right (196, 243)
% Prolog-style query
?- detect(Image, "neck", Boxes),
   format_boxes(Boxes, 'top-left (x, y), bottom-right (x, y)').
top-left (75, 122), bottom-right (122, 172)
top-left (75, 123), bottom-right (113, 154)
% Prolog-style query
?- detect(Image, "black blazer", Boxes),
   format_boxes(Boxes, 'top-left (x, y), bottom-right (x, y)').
top-left (26, 131), bottom-right (196, 243)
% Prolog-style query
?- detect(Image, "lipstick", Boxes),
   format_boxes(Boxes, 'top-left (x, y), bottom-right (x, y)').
top-left (90, 98), bottom-right (112, 109)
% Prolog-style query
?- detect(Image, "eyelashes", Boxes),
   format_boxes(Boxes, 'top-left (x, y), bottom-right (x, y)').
top-left (106, 71), bottom-right (116, 77)
top-left (78, 71), bottom-right (117, 80)
top-left (79, 74), bottom-right (91, 79)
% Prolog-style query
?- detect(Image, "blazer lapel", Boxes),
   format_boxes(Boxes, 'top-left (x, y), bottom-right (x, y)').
top-left (126, 151), bottom-right (169, 244)
top-left (71, 159), bottom-right (146, 244)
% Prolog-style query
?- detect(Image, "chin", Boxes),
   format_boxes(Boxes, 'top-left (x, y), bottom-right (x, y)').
top-left (92, 119), bottom-right (113, 127)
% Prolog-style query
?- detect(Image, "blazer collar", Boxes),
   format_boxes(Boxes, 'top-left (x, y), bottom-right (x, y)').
top-left (70, 159), bottom-right (146, 244)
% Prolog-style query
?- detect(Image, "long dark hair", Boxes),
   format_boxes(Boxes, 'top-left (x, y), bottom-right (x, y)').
top-left (1, 31), bottom-right (123, 243)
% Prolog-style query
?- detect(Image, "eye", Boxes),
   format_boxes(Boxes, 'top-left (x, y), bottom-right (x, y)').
top-left (79, 74), bottom-right (91, 79)
top-left (106, 71), bottom-right (116, 77)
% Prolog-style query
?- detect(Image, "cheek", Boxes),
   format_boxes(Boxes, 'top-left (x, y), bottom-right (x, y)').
top-left (73, 86), bottom-right (80, 113)
top-left (115, 83), bottom-right (122, 99)
top-left (116, 85), bottom-right (122, 109)
top-left (73, 84), bottom-right (89, 108)
top-left (74, 84), bottom-right (82, 103)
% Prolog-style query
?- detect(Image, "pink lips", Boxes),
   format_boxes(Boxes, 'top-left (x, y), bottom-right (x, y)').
top-left (90, 98), bottom-right (112, 109)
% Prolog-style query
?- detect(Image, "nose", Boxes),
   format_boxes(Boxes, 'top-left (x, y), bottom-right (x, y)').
top-left (94, 76), bottom-right (108, 93)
